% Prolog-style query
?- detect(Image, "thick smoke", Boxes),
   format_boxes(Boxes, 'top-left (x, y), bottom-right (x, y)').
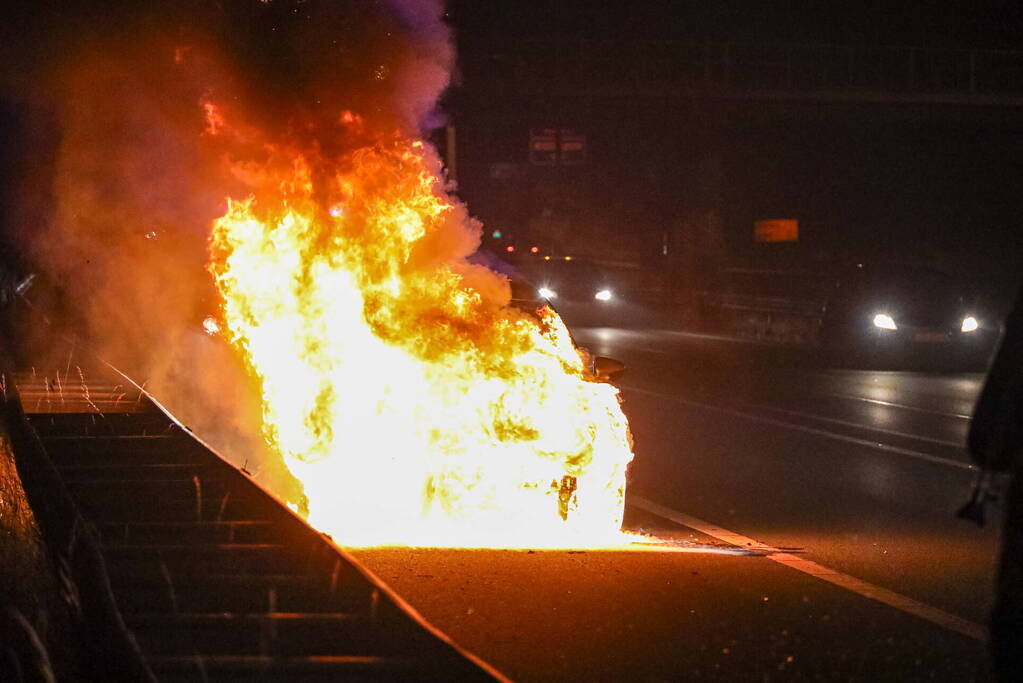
top-left (0, 1), bottom-right (462, 502)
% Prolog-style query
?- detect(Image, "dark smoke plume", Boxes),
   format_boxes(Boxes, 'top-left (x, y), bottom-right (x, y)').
top-left (0, 0), bottom-right (456, 502)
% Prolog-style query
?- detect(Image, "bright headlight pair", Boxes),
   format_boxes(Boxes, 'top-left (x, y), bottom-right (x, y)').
top-left (872, 312), bottom-right (979, 333)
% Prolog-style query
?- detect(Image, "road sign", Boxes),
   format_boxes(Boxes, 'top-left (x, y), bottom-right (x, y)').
top-left (560, 130), bottom-right (586, 165)
top-left (754, 219), bottom-right (799, 242)
top-left (529, 128), bottom-right (558, 165)
top-left (529, 128), bottom-right (586, 165)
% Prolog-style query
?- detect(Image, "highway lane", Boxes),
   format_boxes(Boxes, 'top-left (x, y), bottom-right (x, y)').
top-left (572, 326), bottom-right (999, 623)
top-left (350, 325), bottom-right (1000, 681)
top-left (355, 530), bottom-right (990, 682)
top-left (575, 327), bottom-right (979, 464)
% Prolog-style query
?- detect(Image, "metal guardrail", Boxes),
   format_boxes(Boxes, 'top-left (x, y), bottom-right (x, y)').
top-left (463, 40), bottom-right (1023, 101)
top-left (1, 375), bottom-right (157, 682)
top-left (8, 364), bottom-right (502, 682)
top-left (0, 285), bottom-right (506, 683)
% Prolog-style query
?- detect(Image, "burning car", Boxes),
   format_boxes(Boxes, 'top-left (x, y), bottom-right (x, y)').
top-left (205, 131), bottom-right (635, 547)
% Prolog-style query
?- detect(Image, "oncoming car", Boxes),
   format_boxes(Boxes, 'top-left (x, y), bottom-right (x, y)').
top-left (469, 249), bottom-right (625, 378)
top-left (820, 263), bottom-right (995, 366)
top-left (519, 258), bottom-right (616, 305)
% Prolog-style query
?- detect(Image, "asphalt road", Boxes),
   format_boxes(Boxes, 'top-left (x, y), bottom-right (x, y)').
top-left (353, 325), bottom-right (1001, 682)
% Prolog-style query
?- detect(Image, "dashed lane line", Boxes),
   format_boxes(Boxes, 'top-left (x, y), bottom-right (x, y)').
top-left (826, 393), bottom-right (973, 421)
top-left (622, 386), bottom-right (975, 471)
top-left (630, 495), bottom-right (987, 642)
top-left (752, 403), bottom-right (965, 449)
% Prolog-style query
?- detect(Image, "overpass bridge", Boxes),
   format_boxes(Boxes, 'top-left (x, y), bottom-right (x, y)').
top-left (448, 39), bottom-right (1023, 300)
top-left (461, 40), bottom-right (1023, 107)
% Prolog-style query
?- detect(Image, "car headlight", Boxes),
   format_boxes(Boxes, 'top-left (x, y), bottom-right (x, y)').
top-left (961, 315), bottom-right (979, 333)
top-left (872, 313), bottom-right (897, 330)
top-left (594, 289), bottom-right (613, 301)
top-left (538, 287), bottom-right (557, 300)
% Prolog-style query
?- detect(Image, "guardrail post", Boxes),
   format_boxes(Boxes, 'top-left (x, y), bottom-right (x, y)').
top-left (703, 41), bottom-right (713, 86)
top-left (577, 38), bottom-right (586, 84)
top-left (786, 46), bottom-right (794, 89)
top-left (969, 50), bottom-right (977, 93)
top-left (848, 45), bottom-right (856, 87)
top-left (909, 48), bottom-right (916, 90)
top-left (723, 42), bottom-right (731, 86)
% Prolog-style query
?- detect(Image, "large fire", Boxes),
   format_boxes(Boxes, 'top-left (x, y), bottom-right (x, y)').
top-left (208, 111), bottom-right (633, 547)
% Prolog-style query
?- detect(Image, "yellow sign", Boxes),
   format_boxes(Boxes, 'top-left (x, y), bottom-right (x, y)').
top-left (754, 219), bottom-right (799, 243)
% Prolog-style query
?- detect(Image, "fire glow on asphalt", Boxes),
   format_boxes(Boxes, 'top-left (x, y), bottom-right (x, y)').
top-left (207, 105), bottom-right (636, 549)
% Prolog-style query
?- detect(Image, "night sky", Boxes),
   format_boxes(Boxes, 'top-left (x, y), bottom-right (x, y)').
top-left (450, 1), bottom-right (1023, 51)
top-left (446, 1), bottom-right (1023, 290)
top-left (3, 1), bottom-right (1023, 291)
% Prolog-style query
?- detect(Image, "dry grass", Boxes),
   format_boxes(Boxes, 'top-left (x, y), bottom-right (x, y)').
top-left (0, 413), bottom-right (74, 678)
top-left (0, 428), bottom-right (47, 614)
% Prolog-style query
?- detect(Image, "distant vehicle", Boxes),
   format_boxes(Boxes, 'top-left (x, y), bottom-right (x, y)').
top-left (472, 250), bottom-right (621, 324)
top-left (820, 263), bottom-right (995, 366)
top-left (700, 262), bottom-right (996, 367)
top-left (495, 253), bottom-right (613, 312)
top-left (469, 250), bottom-right (624, 378)
top-left (515, 257), bottom-right (617, 306)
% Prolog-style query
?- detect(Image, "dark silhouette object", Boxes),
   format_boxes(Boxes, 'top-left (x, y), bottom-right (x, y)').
top-left (0, 608), bottom-right (56, 683)
top-left (968, 284), bottom-right (1023, 681)
top-left (1, 385), bottom-right (156, 682)
top-left (957, 470), bottom-right (997, 526)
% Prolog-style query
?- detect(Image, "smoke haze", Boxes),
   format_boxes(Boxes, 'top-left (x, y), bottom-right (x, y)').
top-left (0, 0), bottom-right (462, 503)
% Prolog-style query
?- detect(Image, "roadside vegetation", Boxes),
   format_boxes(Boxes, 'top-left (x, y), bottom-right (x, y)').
top-left (1, 400), bottom-right (70, 680)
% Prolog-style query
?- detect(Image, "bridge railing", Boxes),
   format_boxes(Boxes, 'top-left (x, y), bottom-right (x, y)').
top-left (463, 41), bottom-right (1023, 98)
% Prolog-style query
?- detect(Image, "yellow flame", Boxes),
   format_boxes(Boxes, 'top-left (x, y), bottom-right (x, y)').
top-left (209, 135), bottom-right (633, 547)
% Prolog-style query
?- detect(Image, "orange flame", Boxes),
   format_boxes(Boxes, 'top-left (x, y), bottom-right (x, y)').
top-left (208, 120), bottom-right (633, 547)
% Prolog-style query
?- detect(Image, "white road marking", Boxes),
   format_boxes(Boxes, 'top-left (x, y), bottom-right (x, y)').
top-left (655, 328), bottom-right (791, 347)
top-left (827, 393), bottom-right (973, 420)
top-left (577, 327), bottom-right (785, 348)
top-left (623, 386), bottom-right (975, 471)
top-left (607, 345), bottom-right (671, 356)
top-left (752, 403), bottom-right (965, 449)
top-left (630, 495), bottom-right (987, 642)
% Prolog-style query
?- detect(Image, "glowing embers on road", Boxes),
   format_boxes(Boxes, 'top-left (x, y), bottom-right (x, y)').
top-left (338, 529), bottom-right (759, 554)
top-left (208, 112), bottom-right (634, 549)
